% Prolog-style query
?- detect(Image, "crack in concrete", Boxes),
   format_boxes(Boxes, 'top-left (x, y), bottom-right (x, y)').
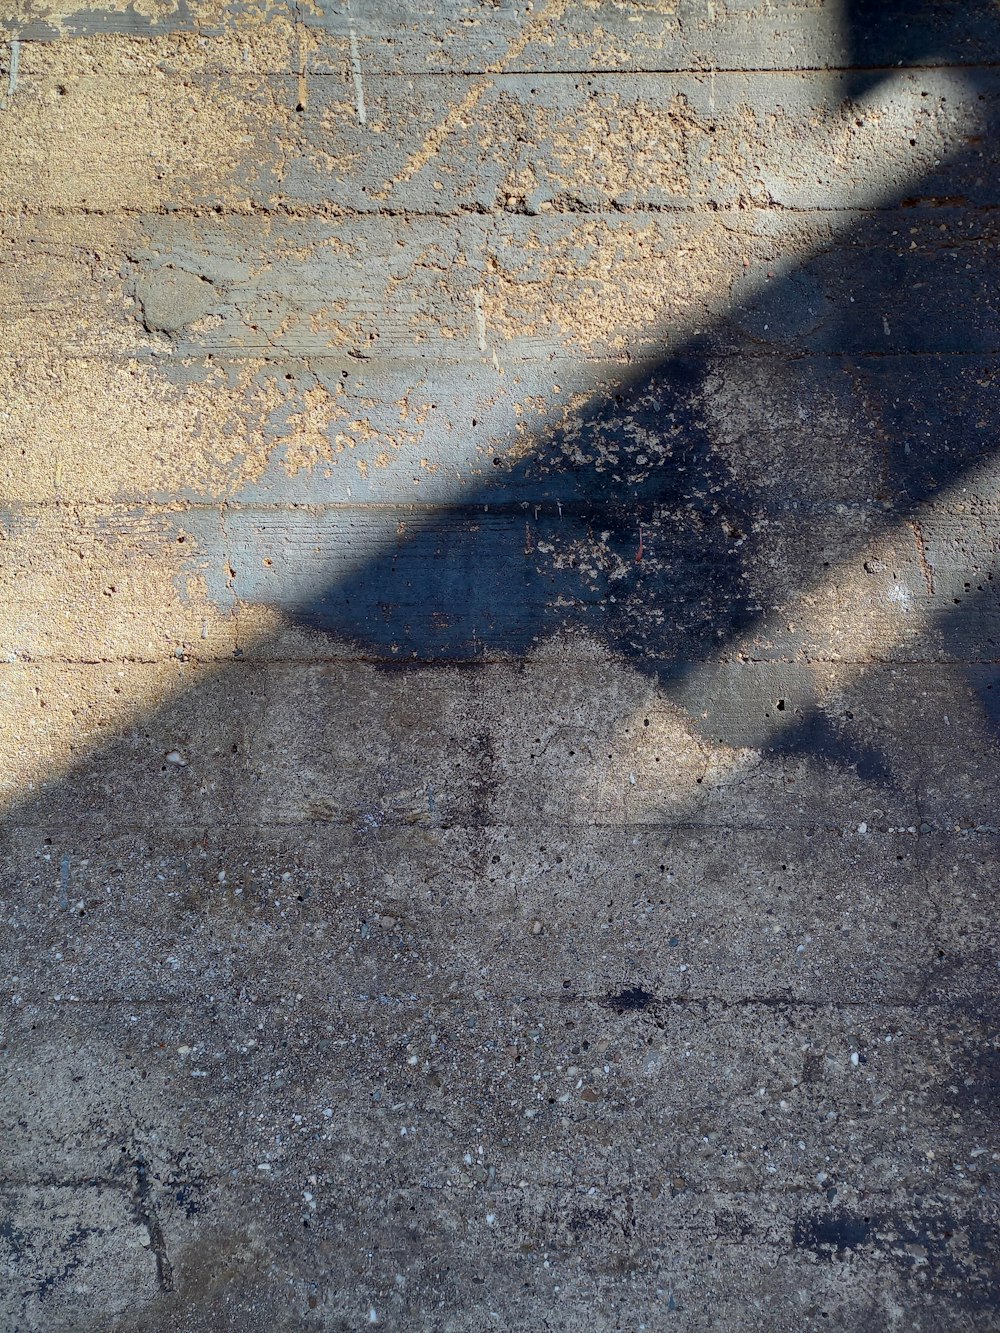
top-left (131, 1156), bottom-right (174, 1293)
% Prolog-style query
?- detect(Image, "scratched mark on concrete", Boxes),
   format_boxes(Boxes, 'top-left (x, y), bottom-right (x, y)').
top-left (379, 0), bottom-right (570, 195)
top-left (473, 286), bottom-right (487, 353)
top-left (3, 38), bottom-right (19, 107)
top-left (348, 18), bottom-right (366, 125)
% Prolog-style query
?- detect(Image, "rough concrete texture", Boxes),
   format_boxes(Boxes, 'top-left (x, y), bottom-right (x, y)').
top-left (1, 1), bottom-right (1000, 1329)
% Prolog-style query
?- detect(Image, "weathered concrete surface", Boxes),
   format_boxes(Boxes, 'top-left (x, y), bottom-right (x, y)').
top-left (1, 1), bottom-right (1000, 1330)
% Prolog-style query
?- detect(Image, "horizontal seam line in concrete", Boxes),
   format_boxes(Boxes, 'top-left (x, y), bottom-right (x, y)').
top-left (15, 350), bottom-right (1000, 372)
top-left (3, 202), bottom-right (999, 221)
top-left (3, 654), bottom-right (998, 665)
top-left (369, 62), bottom-right (1000, 75)
top-left (86, 347), bottom-right (1000, 359)
top-left (7, 51), bottom-right (1000, 76)
top-left (14, 495), bottom-right (992, 509)
top-left (7, 504), bottom-right (988, 516)
top-left (3, 993), bottom-right (989, 1012)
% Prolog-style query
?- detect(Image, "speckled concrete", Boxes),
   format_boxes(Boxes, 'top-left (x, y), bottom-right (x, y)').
top-left (1, 2), bottom-right (999, 1329)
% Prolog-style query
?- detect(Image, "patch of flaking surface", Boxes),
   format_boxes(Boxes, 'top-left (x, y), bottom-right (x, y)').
top-left (481, 217), bottom-right (742, 357)
top-left (0, 25), bottom-right (308, 213)
top-left (499, 91), bottom-right (695, 207)
top-left (0, 344), bottom-right (286, 501)
top-left (277, 384), bottom-right (426, 476)
top-left (6, 0), bottom-right (316, 40)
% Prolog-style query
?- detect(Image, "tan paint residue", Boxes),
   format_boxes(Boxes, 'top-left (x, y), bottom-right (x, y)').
top-left (0, 0), bottom-right (427, 832)
top-left (482, 216), bottom-right (739, 357)
top-left (0, 343), bottom-right (285, 502)
top-left (688, 104), bottom-right (770, 204)
top-left (496, 91), bottom-right (694, 208)
top-left (8, 0), bottom-right (313, 44)
top-left (0, 5), bottom-right (329, 813)
top-left (278, 384), bottom-right (349, 475)
top-left (10, 0), bottom-right (183, 30)
top-left (277, 384), bottom-right (426, 476)
top-left (0, 510), bottom-right (237, 661)
top-left (377, 0), bottom-right (571, 197)
top-left (551, 91), bottom-right (692, 198)
top-left (0, 24), bottom-right (308, 213)
top-left (1, 225), bottom-right (327, 506)
top-left (8, 603), bottom-right (303, 808)
top-left (306, 302), bottom-right (372, 350)
top-left (0, 499), bottom-right (298, 803)
top-left (305, 99), bottom-right (362, 183)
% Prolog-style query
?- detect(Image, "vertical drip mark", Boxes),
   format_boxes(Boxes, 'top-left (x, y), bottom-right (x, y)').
top-left (4, 40), bottom-right (19, 109)
top-left (348, 15), bottom-right (367, 126)
top-left (297, 25), bottom-right (308, 113)
top-left (911, 519), bottom-right (935, 596)
top-left (473, 288), bottom-right (488, 353)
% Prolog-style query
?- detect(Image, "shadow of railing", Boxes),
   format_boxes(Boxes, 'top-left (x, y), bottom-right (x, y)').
top-left (7, 6), bottom-right (1000, 822)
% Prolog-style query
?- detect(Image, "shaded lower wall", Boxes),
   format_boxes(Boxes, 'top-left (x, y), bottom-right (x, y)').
top-left (3, 644), bottom-right (1000, 1329)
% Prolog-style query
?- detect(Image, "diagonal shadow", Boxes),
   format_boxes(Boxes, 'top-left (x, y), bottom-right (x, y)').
top-left (242, 117), bottom-right (1000, 784)
top-left (7, 2), bottom-right (1000, 820)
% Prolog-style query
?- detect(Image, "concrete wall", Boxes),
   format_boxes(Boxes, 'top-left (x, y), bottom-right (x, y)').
top-left (1, 2), bottom-right (999, 1328)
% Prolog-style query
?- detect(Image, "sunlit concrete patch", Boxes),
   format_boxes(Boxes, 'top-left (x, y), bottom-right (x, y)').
top-left (0, 25), bottom-right (989, 830)
top-left (0, 34), bottom-right (307, 213)
top-left (0, 504), bottom-right (276, 808)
